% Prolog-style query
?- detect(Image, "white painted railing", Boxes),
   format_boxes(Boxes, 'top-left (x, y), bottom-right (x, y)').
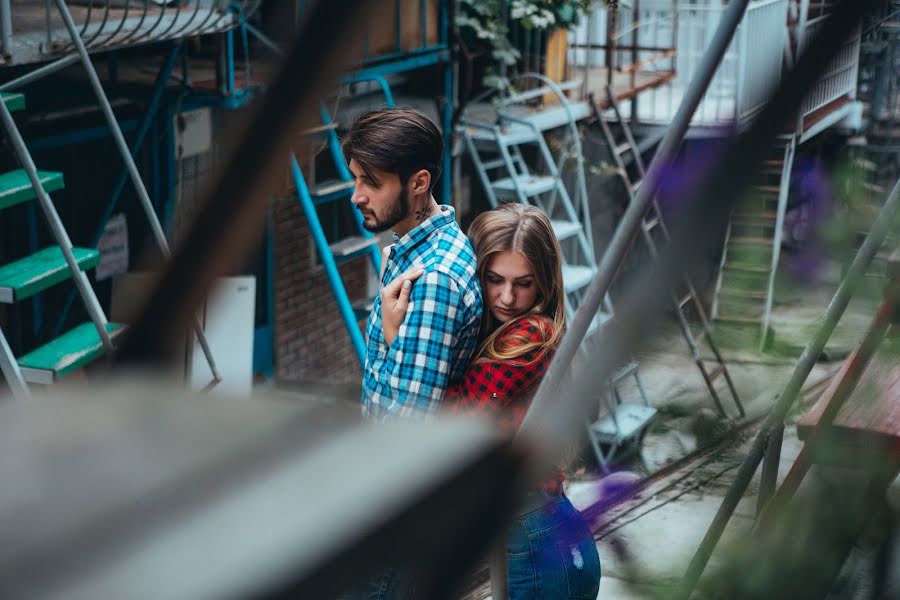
top-left (570, 0), bottom-right (790, 126)
top-left (797, 9), bottom-right (861, 117)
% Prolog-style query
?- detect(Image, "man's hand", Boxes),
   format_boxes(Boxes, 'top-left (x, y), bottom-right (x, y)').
top-left (381, 267), bottom-right (425, 347)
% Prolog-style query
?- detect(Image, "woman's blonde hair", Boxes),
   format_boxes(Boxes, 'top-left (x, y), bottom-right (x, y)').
top-left (467, 203), bottom-right (567, 363)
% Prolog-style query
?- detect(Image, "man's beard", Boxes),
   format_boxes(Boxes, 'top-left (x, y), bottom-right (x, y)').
top-left (362, 187), bottom-right (409, 233)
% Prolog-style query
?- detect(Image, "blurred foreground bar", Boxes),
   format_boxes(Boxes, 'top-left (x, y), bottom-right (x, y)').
top-left (0, 379), bottom-right (520, 599)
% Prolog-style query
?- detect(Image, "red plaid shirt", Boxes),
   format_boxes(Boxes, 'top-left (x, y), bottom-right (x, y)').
top-left (447, 315), bottom-right (562, 494)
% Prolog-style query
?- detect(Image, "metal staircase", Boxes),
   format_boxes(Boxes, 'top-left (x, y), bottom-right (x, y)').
top-left (0, 91), bottom-right (125, 397)
top-left (291, 87), bottom-right (392, 366)
top-left (712, 133), bottom-right (796, 352)
top-left (0, 1), bottom-right (224, 397)
top-left (593, 85), bottom-right (745, 419)
top-left (460, 74), bottom-right (657, 471)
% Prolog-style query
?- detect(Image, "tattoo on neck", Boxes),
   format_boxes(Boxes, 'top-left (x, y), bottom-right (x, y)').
top-left (415, 206), bottom-right (435, 223)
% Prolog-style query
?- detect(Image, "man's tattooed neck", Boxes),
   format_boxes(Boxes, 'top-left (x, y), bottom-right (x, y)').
top-left (415, 205), bottom-right (437, 223)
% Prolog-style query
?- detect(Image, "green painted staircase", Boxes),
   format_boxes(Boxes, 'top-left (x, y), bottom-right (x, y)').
top-left (0, 91), bottom-right (123, 391)
top-left (712, 135), bottom-right (796, 350)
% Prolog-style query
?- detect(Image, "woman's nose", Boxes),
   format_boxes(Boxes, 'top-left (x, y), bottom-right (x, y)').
top-left (499, 285), bottom-right (514, 305)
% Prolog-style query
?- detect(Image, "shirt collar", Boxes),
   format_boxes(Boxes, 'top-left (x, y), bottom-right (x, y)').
top-left (390, 205), bottom-right (456, 260)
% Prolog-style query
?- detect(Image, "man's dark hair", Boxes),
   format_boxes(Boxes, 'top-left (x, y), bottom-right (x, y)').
top-left (342, 107), bottom-right (443, 193)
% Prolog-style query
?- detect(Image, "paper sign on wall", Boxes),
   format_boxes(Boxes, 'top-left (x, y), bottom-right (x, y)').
top-left (96, 213), bottom-right (129, 281)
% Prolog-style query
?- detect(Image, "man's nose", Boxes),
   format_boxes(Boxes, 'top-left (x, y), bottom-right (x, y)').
top-left (351, 189), bottom-right (364, 205)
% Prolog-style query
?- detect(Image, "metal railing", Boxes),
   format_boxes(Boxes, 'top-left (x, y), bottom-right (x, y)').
top-left (0, 0), bottom-right (244, 65)
top-left (570, 1), bottom-right (790, 125)
top-left (797, 0), bottom-right (861, 118)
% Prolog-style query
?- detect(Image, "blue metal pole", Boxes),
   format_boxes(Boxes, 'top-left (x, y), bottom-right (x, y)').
top-left (440, 0), bottom-right (452, 205)
top-left (225, 28), bottom-right (235, 95)
top-left (290, 154), bottom-right (367, 365)
top-left (320, 104), bottom-right (382, 275)
top-left (52, 44), bottom-right (182, 338)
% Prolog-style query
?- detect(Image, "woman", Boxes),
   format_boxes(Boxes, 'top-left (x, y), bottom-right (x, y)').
top-left (381, 203), bottom-right (601, 599)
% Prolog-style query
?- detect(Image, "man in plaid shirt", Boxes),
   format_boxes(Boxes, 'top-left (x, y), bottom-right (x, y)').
top-left (343, 108), bottom-right (482, 422)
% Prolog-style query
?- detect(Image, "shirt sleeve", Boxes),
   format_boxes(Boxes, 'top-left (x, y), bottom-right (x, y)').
top-left (369, 269), bottom-right (467, 419)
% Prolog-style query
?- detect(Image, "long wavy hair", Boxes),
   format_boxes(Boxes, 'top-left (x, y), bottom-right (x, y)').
top-left (467, 203), bottom-right (567, 364)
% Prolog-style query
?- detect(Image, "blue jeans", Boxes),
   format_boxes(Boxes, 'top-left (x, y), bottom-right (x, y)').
top-left (506, 495), bottom-right (601, 599)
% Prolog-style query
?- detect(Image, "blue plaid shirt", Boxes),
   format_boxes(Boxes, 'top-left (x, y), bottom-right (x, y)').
top-left (362, 205), bottom-right (482, 421)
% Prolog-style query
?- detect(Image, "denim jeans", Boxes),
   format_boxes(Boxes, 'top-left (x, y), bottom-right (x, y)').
top-left (506, 494), bottom-right (601, 599)
top-left (349, 568), bottom-right (415, 600)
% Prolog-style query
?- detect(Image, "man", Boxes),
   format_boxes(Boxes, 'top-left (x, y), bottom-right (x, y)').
top-left (342, 107), bottom-right (483, 421)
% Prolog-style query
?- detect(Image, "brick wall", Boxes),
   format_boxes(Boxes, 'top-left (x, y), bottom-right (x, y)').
top-left (272, 194), bottom-right (368, 382)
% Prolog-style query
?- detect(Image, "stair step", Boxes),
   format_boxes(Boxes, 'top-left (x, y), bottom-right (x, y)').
top-left (329, 236), bottom-right (377, 260)
top-left (1, 92), bottom-right (25, 112)
top-left (719, 287), bottom-right (767, 300)
top-left (352, 296), bottom-right (376, 321)
top-left (589, 404), bottom-right (657, 444)
top-left (715, 316), bottom-right (763, 327)
top-left (492, 175), bottom-right (557, 198)
top-left (729, 236), bottom-right (774, 246)
top-left (18, 322), bottom-right (125, 384)
top-left (0, 169), bottom-right (64, 211)
top-left (724, 261), bottom-right (771, 274)
top-left (561, 264), bottom-right (595, 294)
top-left (752, 185), bottom-right (781, 195)
top-left (310, 179), bottom-right (354, 203)
top-left (614, 142), bottom-right (631, 156)
top-left (612, 361), bottom-right (639, 383)
top-left (299, 122), bottom-right (338, 137)
top-left (550, 220), bottom-right (582, 241)
top-left (733, 211), bottom-right (778, 222)
top-left (0, 247), bottom-right (100, 303)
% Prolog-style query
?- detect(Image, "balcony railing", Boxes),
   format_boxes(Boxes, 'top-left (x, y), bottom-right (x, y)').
top-left (0, 1), bottom-right (237, 66)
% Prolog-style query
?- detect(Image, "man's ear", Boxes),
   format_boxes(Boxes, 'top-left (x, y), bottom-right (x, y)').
top-left (409, 168), bottom-right (431, 195)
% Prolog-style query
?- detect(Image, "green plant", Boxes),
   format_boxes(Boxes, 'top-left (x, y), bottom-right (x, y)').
top-left (456, 0), bottom-right (595, 90)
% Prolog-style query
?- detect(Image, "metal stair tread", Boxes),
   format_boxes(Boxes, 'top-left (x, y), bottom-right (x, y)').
top-left (491, 175), bottom-right (557, 197)
top-left (550, 220), bottom-right (582, 241)
top-left (299, 122), bottom-right (339, 137)
top-left (589, 404), bottom-right (658, 443)
top-left (561, 264), bottom-right (595, 294)
top-left (329, 236), bottom-right (377, 257)
top-left (733, 211), bottom-right (778, 222)
top-left (351, 296), bottom-right (379, 322)
top-left (729, 236), bottom-right (774, 246)
top-left (0, 247), bottom-right (99, 303)
top-left (466, 122), bottom-right (541, 146)
top-left (0, 169), bottom-right (64, 211)
top-left (724, 261), bottom-right (771, 273)
top-left (18, 322), bottom-right (126, 384)
top-left (507, 101), bottom-right (592, 132)
top-left (1, 92), bottom-right (25, 112)
top-left (718, 287), bottom-right (766, 300)
top-left (310, 179), bottom-right (354, 200)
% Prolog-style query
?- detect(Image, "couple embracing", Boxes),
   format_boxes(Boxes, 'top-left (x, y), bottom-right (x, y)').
top-left (344, 108), bottom-right (601, 600)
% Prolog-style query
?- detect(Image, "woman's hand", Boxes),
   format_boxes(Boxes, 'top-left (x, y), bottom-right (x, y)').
top-left (381, 266), bottom-right (425, 347)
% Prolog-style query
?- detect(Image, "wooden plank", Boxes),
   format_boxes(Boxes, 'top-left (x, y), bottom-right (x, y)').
top-left (542, 29), bottom-right (569, 105)
top-left (797, 348), bottom-right (900, 449)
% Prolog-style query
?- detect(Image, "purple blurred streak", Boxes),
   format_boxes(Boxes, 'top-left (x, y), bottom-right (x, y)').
top-left (785, 158), bottom-right (834, 284)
